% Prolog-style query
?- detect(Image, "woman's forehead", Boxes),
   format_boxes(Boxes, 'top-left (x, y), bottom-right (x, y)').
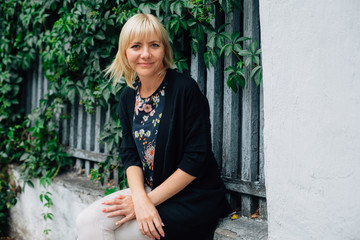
top-left (129, 31), bottom-right (160, 42)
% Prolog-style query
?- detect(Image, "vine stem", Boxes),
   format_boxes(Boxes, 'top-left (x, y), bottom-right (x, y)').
top-left (51, 161), bottom-right (62, 180)
top-left (232, 49), bottom-right (242, 62)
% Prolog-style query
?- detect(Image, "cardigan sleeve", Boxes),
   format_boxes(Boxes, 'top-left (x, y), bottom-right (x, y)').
top-left (118, 90), bottom-right (142, 171)
top-left (177, 81), bottom-right (212, 178)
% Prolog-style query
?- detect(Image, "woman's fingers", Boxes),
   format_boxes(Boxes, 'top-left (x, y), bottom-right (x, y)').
top-left (132, 196), bottom-right (165, 239)
top-left (102, 204), bottom-right (123, 213)
top-left (105, 209), bottom-right (127, 217)
top-left (115, 194), bottom-right (127, 199)
top-left (102, 195), bottom-right (133, 213)
top-left (102, 195), bottom-right (126, 205)
top-left (139, 222), bottom-right (154, 239)
top-left (115, 215), bottom-right (134, 226)
top-left (147, 220), bottom-right (161, 240)
top-left (153, 217), bottom-right (165, 238)
top-left (137, 215), bottom-right (164, 240)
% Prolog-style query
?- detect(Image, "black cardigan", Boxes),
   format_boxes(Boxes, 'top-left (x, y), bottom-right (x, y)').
top-left (118, 69), bottom-right (230, 240)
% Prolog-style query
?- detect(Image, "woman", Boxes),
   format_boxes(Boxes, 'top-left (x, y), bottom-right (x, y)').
top-left (76, 13), bottom-right (230, 240)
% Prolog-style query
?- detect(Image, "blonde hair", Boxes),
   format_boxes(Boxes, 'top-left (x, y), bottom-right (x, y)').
top-left (105, 14), bottom-right (174, 88)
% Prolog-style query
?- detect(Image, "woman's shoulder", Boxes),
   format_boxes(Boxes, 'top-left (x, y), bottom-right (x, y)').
top-left (166, 69), bottom-right (200, 91)
top-left (118, 85), bottom-right (136, 115)
top-left (119, 85), bottom-right (136, 102)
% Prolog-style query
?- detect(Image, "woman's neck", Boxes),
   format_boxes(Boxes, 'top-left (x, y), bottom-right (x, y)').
top-left (138, 71), bottom-right (165, 98)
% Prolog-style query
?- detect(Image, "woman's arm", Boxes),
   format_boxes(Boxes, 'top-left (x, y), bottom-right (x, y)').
top-left (119, 166), bottom-right (166, 240)
top-left (126, 167), bottom-right (196, 239)
top-left (148, 168), bottom-right (196, 206)
top-left (126, 166), bottom-right (147, 197)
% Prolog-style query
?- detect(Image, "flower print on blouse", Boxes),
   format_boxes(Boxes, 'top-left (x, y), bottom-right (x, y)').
top-left (132, 78), bottom-right (166, 187)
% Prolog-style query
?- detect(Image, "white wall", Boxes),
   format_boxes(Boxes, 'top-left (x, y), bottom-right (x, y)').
top-left (9, 166), bottom-right (104, 240)
top-left (260, 1), bottom-right (360, 239)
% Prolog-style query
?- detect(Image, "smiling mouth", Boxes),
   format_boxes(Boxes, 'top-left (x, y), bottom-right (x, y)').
top-left (138, 63), bottom-right (154, 67)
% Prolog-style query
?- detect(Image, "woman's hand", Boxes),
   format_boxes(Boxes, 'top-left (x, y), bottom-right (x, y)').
top-left (131, 194), bottom-right (165, 240)
top-left (101, 194), bottom-right (136, 222)
top-left (102, 194), bottom-right (165, 239)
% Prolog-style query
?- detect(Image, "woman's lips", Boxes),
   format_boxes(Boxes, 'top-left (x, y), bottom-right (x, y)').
top-left (138, 62), bottom-right (153, 67)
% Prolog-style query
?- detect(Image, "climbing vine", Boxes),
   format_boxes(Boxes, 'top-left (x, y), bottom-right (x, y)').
top-left (0, 0), bottom-right (261, 237)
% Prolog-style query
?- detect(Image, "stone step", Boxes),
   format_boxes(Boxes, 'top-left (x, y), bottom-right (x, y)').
top-left (9, 165), bottom-right (267, 240)
top-left (214, 217), bottom-right (268, 240)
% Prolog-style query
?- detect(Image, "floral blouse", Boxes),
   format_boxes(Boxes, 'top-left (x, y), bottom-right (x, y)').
top-left (132, 79), bottom-right (166, 187)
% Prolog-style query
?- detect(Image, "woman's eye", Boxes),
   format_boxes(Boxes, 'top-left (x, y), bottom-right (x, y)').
top-left (131, 45), bottom-right (140, 49)
top-left (152, 43), bottom-right (160, 48)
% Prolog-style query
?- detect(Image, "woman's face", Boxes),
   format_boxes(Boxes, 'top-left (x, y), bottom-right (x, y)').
top-left (125, 32), bottom-right (165, 80)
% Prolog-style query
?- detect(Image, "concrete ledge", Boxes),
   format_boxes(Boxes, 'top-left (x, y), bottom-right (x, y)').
top-left (9, 165), bottom-right (267, 239)
top-left (215, 217), bottom-right (268, 240)
top-left (9, 165), bottom-right (105, 240)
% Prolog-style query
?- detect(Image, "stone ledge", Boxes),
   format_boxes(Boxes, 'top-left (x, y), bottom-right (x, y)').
top-left (9, 165), bottom-right (268, 240)
top-left (214, 217), bottom-right (268, 240)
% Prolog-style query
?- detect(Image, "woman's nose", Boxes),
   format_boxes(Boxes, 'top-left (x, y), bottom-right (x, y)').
top-left (141, 47), bottom-right (150, 59)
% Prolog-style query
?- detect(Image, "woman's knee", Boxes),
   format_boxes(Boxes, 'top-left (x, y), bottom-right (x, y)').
top-left (76, 201), bottom-right (103, 232)
top-left (76, 208), bottom-right (89, 229)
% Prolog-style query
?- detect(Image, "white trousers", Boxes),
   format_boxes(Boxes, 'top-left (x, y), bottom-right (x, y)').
top-left (76, 186), bottom-right (151, 240)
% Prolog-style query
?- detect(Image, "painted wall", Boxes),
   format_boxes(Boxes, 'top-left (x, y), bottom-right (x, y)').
top-left (9, 166), bottom-right (104, 240)
top-left (260, 1), bottom-right (360, 239)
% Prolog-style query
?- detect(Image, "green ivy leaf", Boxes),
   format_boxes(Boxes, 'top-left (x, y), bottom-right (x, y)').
top-left (47, 213), bottom-right (54, 220)
top-left (130, 0), bottom-right (139, 7)
top-left (187, 18), bottom-right (197, 27)
top-left (219, 0), bottom-right (233, 13)
top-left (174, 1), bottom-right (183, 16)
top-left (215, 35), bottom-right (225, 49)
top-left (206, 33), bottom-right (216, 49)
top-left (252, 55), bottom-right (260, 65)
top-left (231, 32), bottom-right (241, 42)
top-left (233, 44), bottom-right (242, 53)
top-left (192, 24), bottom-right (204, 41)
top-left (64, 24), bottom-right (72, 34)
top-left (227, 73), bottom-right (238, 92)
top-left (203, 51), bottom-right (210, 68)
top-left (160, 0), bottom-right (170, 14)
top-left (224, 65), bottom-right (235, 73)
top-left (244, 57), bottom-right (252, 67)
top-left (236, 36), bottom-right (251, 43)
top-left (254, 67), bottom-right (263, 86)
top-left (27, 181), bottom-right (35, 188)
top-left (139, 3), bottom-right (151, 14)
top-left (220, 44), bottom-right (232, 56)
top-left (249, 41), bottom-right (257, 53)
top-left (67, 88), bottom-right (76, 104)
top-left (228, 72), bottom-right (245, 90)
top-left (104, 10), bottom-right (110, 19)
top-left (219, 32), bottom-right (231, 41)
top-left (179, 19), bottom-right (187, 30)
top-left (104, 186), bottom-right (118, 196)
top-left (95, 31), bottom-right (106, 40)
top-left (236, 67), bottom-right (245, 79)
top-left (237, 49), bottom-right (252, 56)
top-left (205, 50), bottom-right (219, 67)
top-left (237, 60), bottom-right (244, 69)
top-left (191, 38), bottom-right (199, 54)
top-left (103, 87), bottom-right (111, 102)
top-left (236, 76), bottom-right (246, 88)
top-left (218, 23), bottom-right (230, 32)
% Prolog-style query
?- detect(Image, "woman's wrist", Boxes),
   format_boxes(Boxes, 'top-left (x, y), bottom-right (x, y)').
top-left (132, 190), bottom-right (148, 201)
top-left (147, 191), bottom-right (161, 206)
